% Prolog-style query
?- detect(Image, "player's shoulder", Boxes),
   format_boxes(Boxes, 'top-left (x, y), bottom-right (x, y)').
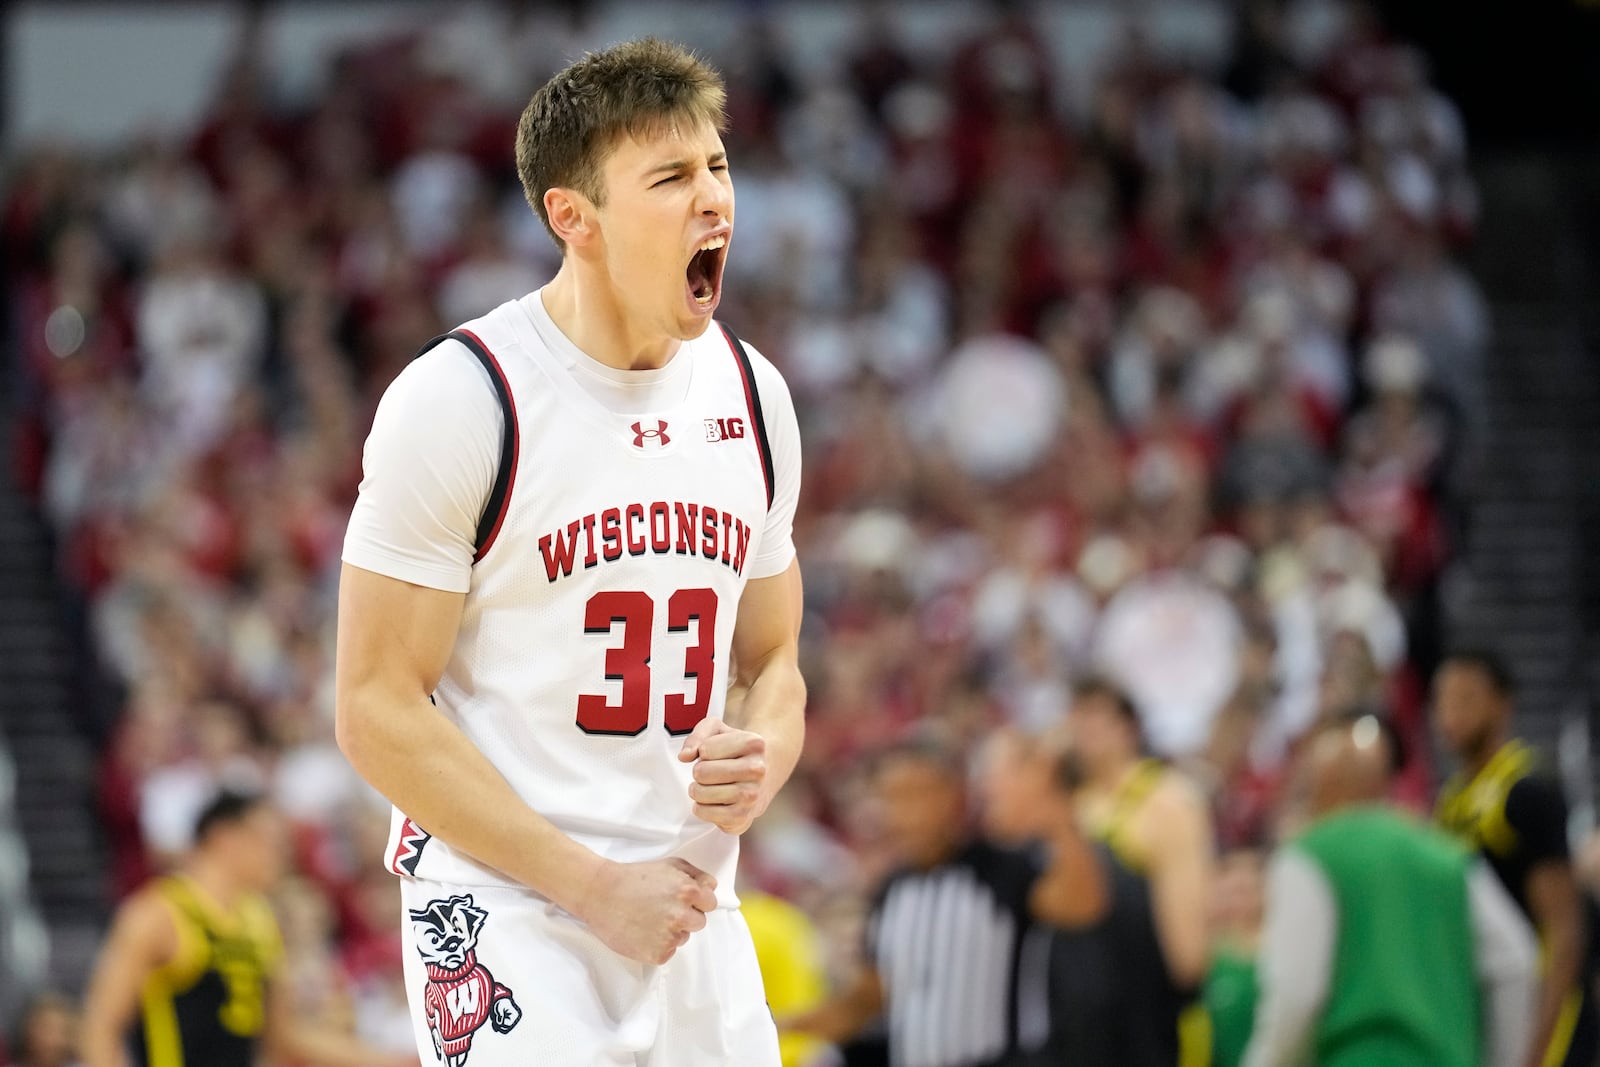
top-left (381, 328), bottom-right (508, 423)
top-left (1504, 770), bottom-right (1568, 822)
top-left (453, 297), bottom-right (531, 353)
top-left (238, 892), bottom-right (282, 933)
top-left (123, 879), bottom-right (176, 920)
top-left (1135, 769), bottom-right (1210, 840)
top-left (1157, 765), bottom-right (1208, 808)
top-left (112, 880), bottom-right (184, 954)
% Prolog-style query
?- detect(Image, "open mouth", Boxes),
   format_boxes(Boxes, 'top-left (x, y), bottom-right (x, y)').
top-left (685, 234), bottom-right (727, 310)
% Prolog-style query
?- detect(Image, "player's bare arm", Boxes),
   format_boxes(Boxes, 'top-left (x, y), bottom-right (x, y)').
top-left (336, 564), bottom-right (716, 965)
top-left (1133, 775), bottom-right (1216, 988)
top-left (1521, 859), bottom-right (1585, 1067)
top-left (779, 965), bottom-right (885, 1046)
top-left (1031, 801), bottom-right (1110, 929)
top-left (80, 890), bottom-right (177, 1067)
top-left (679, 558), bottom-right (806, 834)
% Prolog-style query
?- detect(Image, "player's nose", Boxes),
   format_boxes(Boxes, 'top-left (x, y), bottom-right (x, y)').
top-left (693, 167), bottom-right (732, 221)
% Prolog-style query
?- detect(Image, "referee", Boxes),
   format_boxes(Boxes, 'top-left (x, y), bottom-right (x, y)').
top-left (783, 738), bottom-right (1099, 1067)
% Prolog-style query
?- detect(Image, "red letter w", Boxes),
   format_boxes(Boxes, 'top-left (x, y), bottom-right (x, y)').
top-left (538, 521), bottom-right (582, 582)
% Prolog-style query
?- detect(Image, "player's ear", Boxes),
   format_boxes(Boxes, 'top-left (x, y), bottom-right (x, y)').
top-left (544, 186), bottom-right (595, 249)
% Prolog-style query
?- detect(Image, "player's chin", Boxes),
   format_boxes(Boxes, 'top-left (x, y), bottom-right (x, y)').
top-left (677, 277), bottom-right (721, 331)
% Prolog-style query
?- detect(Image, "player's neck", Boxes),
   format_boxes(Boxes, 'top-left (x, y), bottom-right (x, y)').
top-left (1461, 728), bottom-right (1512, 779)
top-left (183, 854), bottom-right (246, 909)
top-left (542, 265), bottom-right (681, 371)
top-left (1086, 753), bottom-right (1139, 793)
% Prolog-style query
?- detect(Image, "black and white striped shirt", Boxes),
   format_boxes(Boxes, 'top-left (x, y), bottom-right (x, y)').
top-left (865, 840), bottom-right (1039, 1067)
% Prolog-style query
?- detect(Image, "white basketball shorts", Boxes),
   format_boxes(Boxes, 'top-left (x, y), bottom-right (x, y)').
top-left (398, 876), bottom-right (780, 1066)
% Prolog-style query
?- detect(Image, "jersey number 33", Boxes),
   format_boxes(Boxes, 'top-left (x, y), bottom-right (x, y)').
top-left (577, 587), bottom-right (717, 736)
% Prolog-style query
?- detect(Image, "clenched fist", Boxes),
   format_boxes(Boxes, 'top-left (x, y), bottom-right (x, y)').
top-left (678, 718), bottom-right (769, 835)
top-left (578, 857), bottom-right (717, 965)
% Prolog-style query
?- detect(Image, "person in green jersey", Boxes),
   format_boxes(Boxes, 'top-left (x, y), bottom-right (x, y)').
top-left (1244, 714), bottom-right (1537, 1067)
top-left (80, 789), bottom-right (416, 1067)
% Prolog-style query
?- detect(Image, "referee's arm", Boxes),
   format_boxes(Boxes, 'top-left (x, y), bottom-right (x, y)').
top-left (1030, 799), bottom-right (1108, 927)
top-left (778, 966), bottom-right (885, 1047)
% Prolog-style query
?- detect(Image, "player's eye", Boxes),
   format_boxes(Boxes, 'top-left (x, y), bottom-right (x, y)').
top-left (652, 175), bottom-right (683, 187)
top-left (711, 164), bottom-right (728, 173)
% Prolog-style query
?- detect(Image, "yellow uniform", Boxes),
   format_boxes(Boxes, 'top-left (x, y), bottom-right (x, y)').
top-left (742, 891), bottom-right (828, 1067)
top-left (1090, 760), bottom-right (1211, 1067)
top-left (1437, 740), bottom-right (1596, 1067)
top-left (133, 875), bottom-right (283, 1067)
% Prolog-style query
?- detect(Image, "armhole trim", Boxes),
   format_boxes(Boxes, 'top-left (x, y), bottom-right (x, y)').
top-left (718, 322), bottom-right (775, 509)
top-left (411, 328), bottom-right (520, 562)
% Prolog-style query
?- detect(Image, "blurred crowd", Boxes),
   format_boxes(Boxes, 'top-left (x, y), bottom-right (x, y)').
top-left (1, 0), bottom-right (1509, 1063)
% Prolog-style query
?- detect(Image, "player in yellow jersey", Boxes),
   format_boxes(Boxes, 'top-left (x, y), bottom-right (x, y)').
top-left (1434, 650), bottom-right (1595, 1067)
top-left (1067, 678), bottom-right (1216, 1067)
top-left (742, 888), bottom-right (829, 1067)
top-left (80, 789), bottom-right (416, 1067)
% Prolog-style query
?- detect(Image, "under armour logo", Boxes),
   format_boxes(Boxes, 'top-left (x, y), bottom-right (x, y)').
top-left (632, 420), bottom-right (670, 448)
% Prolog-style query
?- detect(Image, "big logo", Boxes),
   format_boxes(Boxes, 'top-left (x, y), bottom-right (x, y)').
top-left (411, 895), bottom-right (521, 1065)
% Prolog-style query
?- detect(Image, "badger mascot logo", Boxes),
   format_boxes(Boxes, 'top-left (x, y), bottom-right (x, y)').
top-left (411, 895), bottom-right (521, 1065)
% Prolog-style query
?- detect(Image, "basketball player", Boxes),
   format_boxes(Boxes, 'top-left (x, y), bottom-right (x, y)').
top-left (79, 790), bottom-right (414, 1067)
top-left (1434, 650), bottom-right (1596, 1067)
top-left (1065, 677), bottom-right (1216, 1067)
top-left (336, 39), bottom-right (804, 1065)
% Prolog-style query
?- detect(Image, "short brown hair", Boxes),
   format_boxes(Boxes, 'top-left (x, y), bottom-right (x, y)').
top-left (516, 38), bottom-right (728, 250)
top-left (1072, 675), bottom-right (1140, 725)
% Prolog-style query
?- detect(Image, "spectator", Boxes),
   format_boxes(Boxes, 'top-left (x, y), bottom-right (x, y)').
top-left (1369, 218), bottom-right (1489, 424)
top-left (1092, 571), bottom-right (1243, 755)
top-left (6, 993), bottom-right (80, 1067)
top-left (434, 196), bottom-right (543, 325)
top-left (1246, 713), bottom-right (1537, 1067)
top-left (134, 234), bottom-right (267, 455)
top-left (137, 699), bottom-right (265, 863)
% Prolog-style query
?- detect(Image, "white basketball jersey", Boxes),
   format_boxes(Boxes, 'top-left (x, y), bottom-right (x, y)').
top-left (367, 294), bottom-right (789, 905)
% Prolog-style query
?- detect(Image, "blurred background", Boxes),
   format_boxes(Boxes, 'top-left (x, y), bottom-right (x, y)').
top-left (1, 0), bottom-right (1598, 1062)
